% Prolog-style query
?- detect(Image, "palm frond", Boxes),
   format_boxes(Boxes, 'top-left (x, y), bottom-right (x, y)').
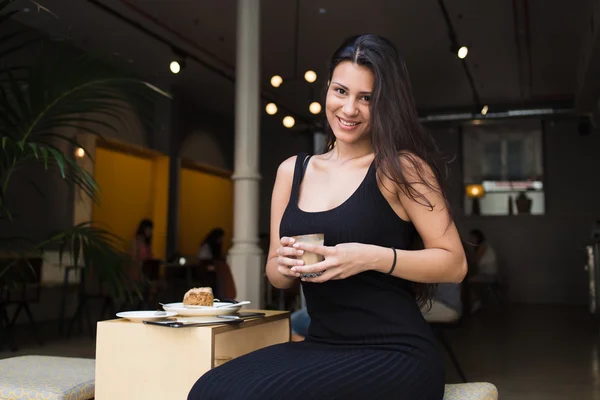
top-left (0, 136), bottom-right (99, 199)
top-left (0, 2), bottom-right (168, 297)
top-left (0, 235), bottom-right (40, 283)
top-left (37, 222), bottom-right (140, 300)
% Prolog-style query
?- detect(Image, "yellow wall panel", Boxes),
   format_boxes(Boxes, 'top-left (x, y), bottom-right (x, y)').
top-left (92, 147), bottom-right (169, 259)
top-left (179, 168), bottom-right (233, 257)
top-left (150, 156), bottom-right (169, 260)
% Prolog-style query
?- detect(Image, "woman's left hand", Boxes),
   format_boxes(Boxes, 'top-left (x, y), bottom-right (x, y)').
top-left (290, 242), bottom-right (369, 283)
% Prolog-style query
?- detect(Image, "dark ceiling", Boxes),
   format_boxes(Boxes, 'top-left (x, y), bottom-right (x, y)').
top-left (12, 0), bottom-right (599, 124)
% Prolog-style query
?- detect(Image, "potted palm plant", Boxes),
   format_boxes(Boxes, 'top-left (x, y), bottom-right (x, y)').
top-left (0, 0), bottom-right (170, 301)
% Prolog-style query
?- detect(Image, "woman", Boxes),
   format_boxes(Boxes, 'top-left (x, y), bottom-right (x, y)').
top-left (468, 229), bottom-right (497, 281)
top-left (131, 219), bottom-right (153, 280)
top-left (197, 228), bottom-right (225, 262)
top-left (188, 34), bottom-right (466, 400)
top-left (468, 229), bottom-right (498, 312)
top-left (197, 228), bottom-right (237, 299)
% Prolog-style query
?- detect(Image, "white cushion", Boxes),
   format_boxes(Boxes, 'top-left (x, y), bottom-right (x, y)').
top-left (444, 382), bottom-right (498, 400)
top-left (0, 356), bottom-right (94, 400)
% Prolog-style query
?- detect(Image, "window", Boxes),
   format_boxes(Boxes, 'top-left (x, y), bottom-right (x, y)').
top-left (462, 119), bottom-right (544, 216)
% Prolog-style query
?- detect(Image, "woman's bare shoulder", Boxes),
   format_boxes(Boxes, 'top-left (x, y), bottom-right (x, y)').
top-left (276, 155), bottom-right (298, 179)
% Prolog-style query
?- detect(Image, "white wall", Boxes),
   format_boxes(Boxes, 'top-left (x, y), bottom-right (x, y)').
top-left (180, 130), bottom-right (229, 169)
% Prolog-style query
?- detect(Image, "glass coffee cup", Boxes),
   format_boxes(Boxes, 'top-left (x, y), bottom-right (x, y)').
top-left (292, 233), bottom-right (325, 278)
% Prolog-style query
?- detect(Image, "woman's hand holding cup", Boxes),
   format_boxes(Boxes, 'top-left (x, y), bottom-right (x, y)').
top-left (277, 236), bottom-right (304, 279)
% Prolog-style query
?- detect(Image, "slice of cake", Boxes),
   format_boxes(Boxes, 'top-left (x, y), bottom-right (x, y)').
top-left (183, 287), bottom-right (214, 307)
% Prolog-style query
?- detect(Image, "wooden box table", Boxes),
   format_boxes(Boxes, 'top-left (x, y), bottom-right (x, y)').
top-left (95, 310), bottom-right (290, 400)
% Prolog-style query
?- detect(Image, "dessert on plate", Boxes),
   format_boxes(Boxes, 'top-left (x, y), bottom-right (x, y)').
top-left (183, 287), bottom-right (214, 307)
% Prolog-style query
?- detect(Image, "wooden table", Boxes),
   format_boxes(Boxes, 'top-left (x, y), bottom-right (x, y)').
top-left (95, 310), bottom-right (290, 399)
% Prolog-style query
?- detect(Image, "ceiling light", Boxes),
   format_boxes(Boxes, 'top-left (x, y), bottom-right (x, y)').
top-left (319, 8), bottom-right (327, 14)
top-left (457, 46), bottom-right (468, 59)
top-left (75, 147), bottom-right (85, 158)
top-left (266, 103), bottom-right (278, 115)
top-left (271, 75), bottom-right (283, 88)
top-left (304, 70), bottom-right (317, 83)
top-left (309, 102), bottom-right (322, 114)
top-left (170, 61), bottom-right (181, 74)
top-left (283, 116), bottom-right (295, 128)
top-left (481, 105), bottom-right (489, 115)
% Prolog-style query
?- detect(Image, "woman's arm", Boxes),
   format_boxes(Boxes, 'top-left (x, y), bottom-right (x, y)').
top-left (367, 155), bottom-right (466, 282)
top-left (265, 156), bottom-right (300, 289)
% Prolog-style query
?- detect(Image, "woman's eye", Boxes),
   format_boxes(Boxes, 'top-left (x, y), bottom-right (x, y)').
top-left (335, 88), bottom-right (346, 95)
top-left (361, 96), bottom-right (370, 102)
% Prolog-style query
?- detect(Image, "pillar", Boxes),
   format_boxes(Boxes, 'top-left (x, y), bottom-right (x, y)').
top-left (149, 81), bottom-right (181, 259)
top-left (227, 0), bottom-right (263, 307)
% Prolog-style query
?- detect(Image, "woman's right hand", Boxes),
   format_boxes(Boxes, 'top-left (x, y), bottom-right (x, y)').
top-left (277, 237), bottom-right (304, 279)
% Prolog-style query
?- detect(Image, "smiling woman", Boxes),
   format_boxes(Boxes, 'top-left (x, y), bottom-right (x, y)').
top-left (188, 33), bottom-right (466, 400)
top-left (326, 62), bottom-right (373, 143)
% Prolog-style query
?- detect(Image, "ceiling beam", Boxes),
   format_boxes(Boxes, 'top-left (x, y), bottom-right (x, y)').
top-left (512, 0), bottom-right (533, 101)
top-left (436, 0), bottom-right (481, 107)
top-left (575, 0), bottom-right (600, 116)
top-left (419, 98), bottom-right (573, 115)
top-left (86, 0), bottom-right (311, 124)
top-left (418, 99), bottom-right (575, 124)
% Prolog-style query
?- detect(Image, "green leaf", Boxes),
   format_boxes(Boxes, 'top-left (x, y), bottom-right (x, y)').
top-left (46, 147), bottom-right (66, 178)
top-left (38, 146), bottom-right (48, 169)
top-left (27, 142), bottom-right (38, 158)
top-left (34, 222), bottom-right (138, 300)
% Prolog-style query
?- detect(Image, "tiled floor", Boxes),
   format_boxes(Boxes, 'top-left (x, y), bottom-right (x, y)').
top-left (443, 305), bottom-right (600, 399)
top-left (1, 304), bottom-right (599, 399)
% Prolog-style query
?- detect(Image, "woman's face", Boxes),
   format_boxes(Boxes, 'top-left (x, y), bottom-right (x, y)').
top-left (144, 227), bottom-right (153, 237)
top-left (325, 61), bottom-right (374, 146)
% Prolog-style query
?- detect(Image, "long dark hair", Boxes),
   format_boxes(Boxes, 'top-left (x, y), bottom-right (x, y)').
top-left (202, 228), bottom-right (225, 260)
top-left (324, 34), bottom-right (452, 307)
top-left (136, 219), bottom-right (153, 245)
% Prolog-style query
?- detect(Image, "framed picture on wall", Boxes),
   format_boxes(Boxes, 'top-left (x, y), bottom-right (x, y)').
top-left (462, 119), bottom-right (545, 216)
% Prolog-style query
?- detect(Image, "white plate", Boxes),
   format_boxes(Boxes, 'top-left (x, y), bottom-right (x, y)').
top-left (116, 310), bottom-right (178, 322)
top-left (161, 301), bottom-right (249, 316)
top-left (175, 316), bottom-right (231, 324)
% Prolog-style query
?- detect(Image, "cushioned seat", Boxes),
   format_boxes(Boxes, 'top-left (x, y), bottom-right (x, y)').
top-left (0, 356), bottom-right (94, 400)
top-left (444, 383), bottom-right (498, 400)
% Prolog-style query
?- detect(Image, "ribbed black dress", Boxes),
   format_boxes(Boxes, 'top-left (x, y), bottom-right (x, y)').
top-left (187, 153), bottom-right (445, 400)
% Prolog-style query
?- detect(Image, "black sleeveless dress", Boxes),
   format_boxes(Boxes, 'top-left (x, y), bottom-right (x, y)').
top-left (188, 154), bottom-right (445, 400)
